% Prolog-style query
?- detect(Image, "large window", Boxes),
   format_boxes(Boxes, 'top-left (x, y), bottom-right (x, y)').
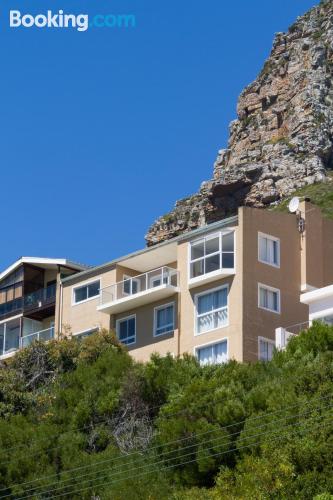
top-left (196, 340), bottom-right (228, 366)
top-left (258, 233), bottom-right (280, 267)
top-left (154, 303), bottom-right (175, 336)
top-left (259, 337), bottom-right (275, 361)
top-left (116, 315), bottom-right (136, 345)
top-left (195, 286), bottom-right (228, 335)
top-left (189, 231), bottom-right (235, 280)
top-left (73, 280), bottom-right (100, 304)
top-left (258, 284), bottom-right (280, 314)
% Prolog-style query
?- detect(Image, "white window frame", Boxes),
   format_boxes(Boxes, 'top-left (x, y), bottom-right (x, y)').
top-left (123, 275), bottom-right (141, 296)
top-left (188, 230), bottom-right (235, 283)
top-left (194, 284), bottom-right (229, 336)
top-left (72, 279), bottom-right (101, 306)
top-left (194, 338), bottom-right (229, 366)
top-left (153, 302), bottom-right (175, 337)
top-left (258, 232), bottom-right (280, 268)
top-left (116, 314), bottom-right (136, 346)
top-left (258, 336), bottom-right (275, 361)
top-left (258, 283), bottom-right (281, 314)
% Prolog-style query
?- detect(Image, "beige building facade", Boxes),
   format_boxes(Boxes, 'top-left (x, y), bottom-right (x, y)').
top-left (57, 202), bottom-right (333, 364)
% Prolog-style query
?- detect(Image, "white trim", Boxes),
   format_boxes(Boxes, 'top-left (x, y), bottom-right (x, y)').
top-left (309, 307), bottom-right (333, 322)
top-left (72, 279), bottom-right (101, 306)
top-left (258, 283), bottom-right (281, 314)
top-left (0, 257), bottom-right (86, 282)
top-left (194, 337), bottom-right (229, 365)
top-left (116, 314), bottom-right (136, 346)
top-left (258, 336), bottom-right (275, 361)
top-left (258, 232), bottom-right (280, 268)
top-left (194, 284), bottom-right (229, 336)
top-left (188, 229), bottom-right (236, 284)
top-left (300, 284), bottom-right (333, 304)
top-left (153, 302), bottom-right (175, 337)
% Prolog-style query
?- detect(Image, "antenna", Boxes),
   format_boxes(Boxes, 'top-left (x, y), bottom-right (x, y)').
top-left (288, 197), bottom-right (300, 214)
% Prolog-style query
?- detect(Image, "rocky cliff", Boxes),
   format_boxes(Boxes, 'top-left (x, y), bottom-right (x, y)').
top-left (146, 0), bottom-right (333, 246)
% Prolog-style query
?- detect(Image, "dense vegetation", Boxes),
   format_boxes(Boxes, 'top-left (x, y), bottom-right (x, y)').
top-left (0, 324), bottom-right (333, 499)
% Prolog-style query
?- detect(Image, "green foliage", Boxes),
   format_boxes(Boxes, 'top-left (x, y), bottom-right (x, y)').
top-left (273, 173), bottom-right (333, 219)
top-left (0, 324), bottom-right (333, 498)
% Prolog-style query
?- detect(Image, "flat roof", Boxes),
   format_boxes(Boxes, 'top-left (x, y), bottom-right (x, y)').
top-left (0, 257), bottom-right (89, 282)
top-left (62, 214), bottom-right (238, 285)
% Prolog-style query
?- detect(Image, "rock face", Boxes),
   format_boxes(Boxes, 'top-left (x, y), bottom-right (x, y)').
top-left (146, 0), bottom-right (333, 246)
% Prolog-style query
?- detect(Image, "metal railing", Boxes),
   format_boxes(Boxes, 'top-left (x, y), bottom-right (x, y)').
top-left (23, 283), bottom-right (56, 311)
top-left (99, 266), bottom-right (179, 306)
top-left (20, 326), bottom-right (55, 349)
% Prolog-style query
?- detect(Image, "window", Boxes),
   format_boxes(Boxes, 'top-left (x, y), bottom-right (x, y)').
top-left (258, 284), bottom-right (280, 313)
top-left (73, 280), bottom-right (100, 304)
top-left (258, 233), bottom-right (280, 267)
top-left (195, 286), bottom-right (228, 335)
top-left (196, 340), bottom-right (228, 366)
top-left (189, 231), bottom-right (234, 280)
top-left (259, 337), bottom-right (275, 361)
top-left (154, 303), bottom-right (175, 336)
top-left (116, 315), bottom-right (136, 345)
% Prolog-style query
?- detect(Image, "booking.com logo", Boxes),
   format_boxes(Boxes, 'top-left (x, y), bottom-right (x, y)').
top-left (9, 10), bottom-right (136, 32)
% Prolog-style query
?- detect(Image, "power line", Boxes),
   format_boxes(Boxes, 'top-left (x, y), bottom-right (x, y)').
top-left (0, 333), bottom-right (288, 459)
top-left (10, 399), bottom-right (332, 499)
top-left (13, 403), bottom-right (333, 500)
top-left (2, 393), bottom-right (331, 496)
top-left (47, 411), bottom-right (333, 500)
top-left (0, 381), bottom-right (330, 467)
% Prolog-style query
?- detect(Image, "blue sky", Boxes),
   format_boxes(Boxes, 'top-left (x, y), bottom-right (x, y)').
top-left (1, 0), bottom-right (316, 270)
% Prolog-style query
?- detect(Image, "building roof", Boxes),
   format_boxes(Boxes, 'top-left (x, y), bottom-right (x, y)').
top-left (62, 214), bottom-right (239, 285)
top-left (0, 257), bottom-right (89, 282)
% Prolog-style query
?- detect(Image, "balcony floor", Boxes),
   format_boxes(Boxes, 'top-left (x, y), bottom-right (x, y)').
top-left (97, 284), bottom-right (179, 314)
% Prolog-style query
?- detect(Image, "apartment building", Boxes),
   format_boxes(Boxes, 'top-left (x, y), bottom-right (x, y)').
top-left (57, 202), bottom-right (333, 364)
top-left (0, 258), bottom-right (87, 359)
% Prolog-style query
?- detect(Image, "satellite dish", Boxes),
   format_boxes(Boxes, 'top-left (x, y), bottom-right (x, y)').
top-left (288, 197), bottom-right (300, 213)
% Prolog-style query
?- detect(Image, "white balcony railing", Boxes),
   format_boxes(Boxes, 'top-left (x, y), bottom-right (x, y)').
top-left (98, 267), bottom-right (179, 314)
top-left (275, 321), bottom-right (310, 350)
top-left (20, 326), bottom-right (55, 349)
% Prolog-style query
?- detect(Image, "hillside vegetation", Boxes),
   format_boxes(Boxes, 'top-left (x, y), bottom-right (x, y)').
top-left (273, 174), bottom-right (333, 219)
top-left (0, 325), bottom-right (333, 499)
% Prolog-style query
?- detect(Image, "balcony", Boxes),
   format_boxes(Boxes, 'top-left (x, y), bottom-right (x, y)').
top-left (20, 326), bottom-right (55, 348)
top-left (97, 266), bottom-right (179, 315)
top-left (23, 283), bottom-right (56, 318)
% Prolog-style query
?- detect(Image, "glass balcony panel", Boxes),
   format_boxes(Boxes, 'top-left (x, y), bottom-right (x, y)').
top-left (222, 232), bottom-right (234, 252)
top-left (205, 254), bottom-right (220, 274)
top-left (191, 260), bottom-right (204, 278)
top-left (4, 318), bottom-right (20, 354)
top-left (191, 240), bottom-right (205, 260)
top-left (222, 253), bottom-right (234, 269)
top-left (205, 236), bottom-right (220, 255)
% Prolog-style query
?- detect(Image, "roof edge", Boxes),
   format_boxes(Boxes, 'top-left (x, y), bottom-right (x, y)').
top-left (61, 214), bottom-right (239, 285)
